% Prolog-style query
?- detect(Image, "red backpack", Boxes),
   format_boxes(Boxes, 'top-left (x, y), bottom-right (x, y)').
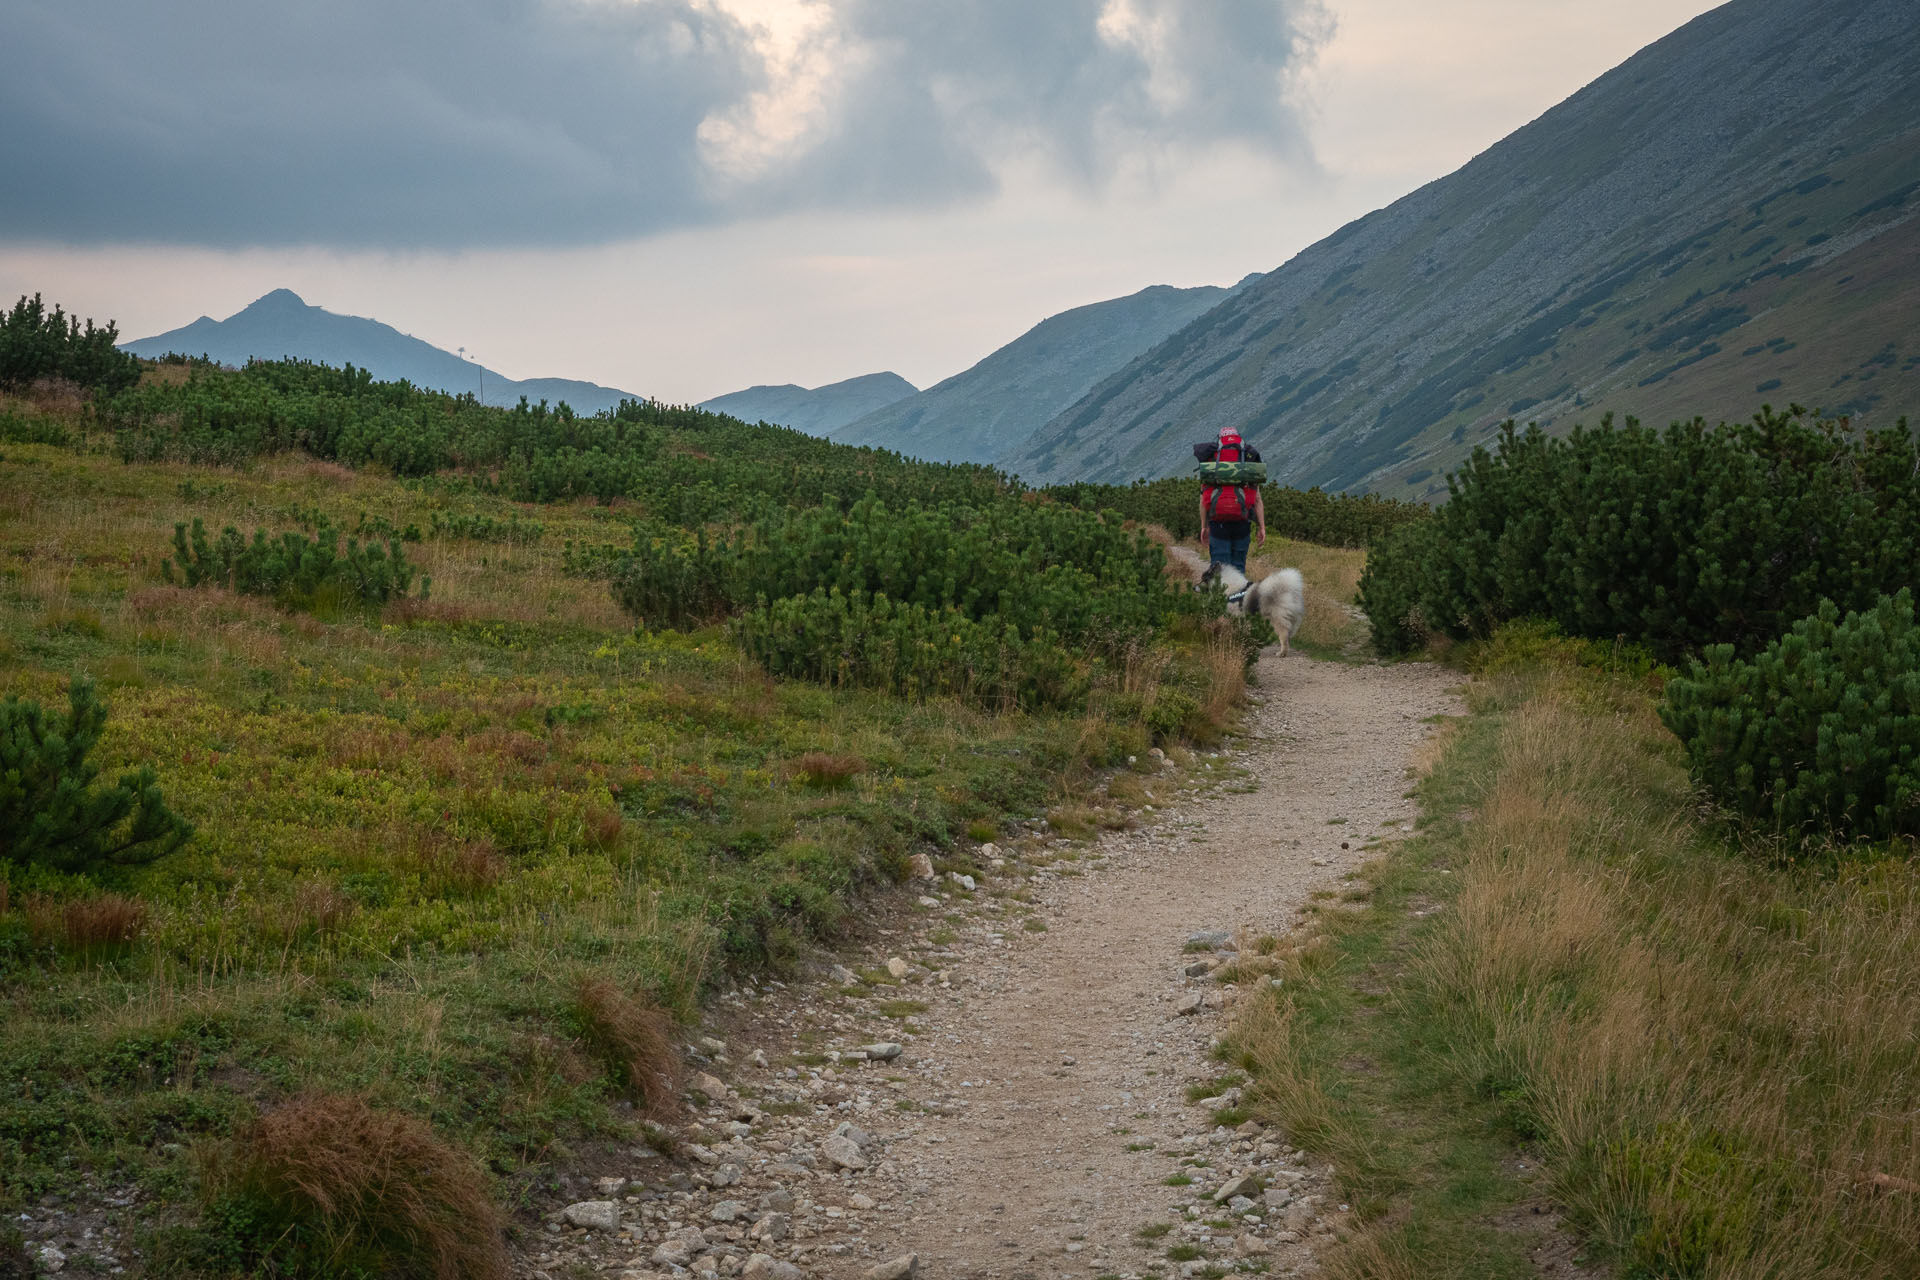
top-left (1202, 431), bottom-right (1254, 522)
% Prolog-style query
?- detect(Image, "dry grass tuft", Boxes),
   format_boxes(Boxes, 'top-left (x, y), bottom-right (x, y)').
top-left (583, 804), bottom-right (625, 854)
top-left (204, 1091), bottom-right (507, 1280)
top-left (793, 752), bottom-right (866, 789)
top-left (53, 893), bottom-right (149, 953)
top-left (572, 975), bottom-right (681, 1118)
top-left (257, 882), bottom-right (356, 945)
top-left (1197, 622), bottom-right (1247, 732)
top-left (411, 832), bottom-right (507, 895)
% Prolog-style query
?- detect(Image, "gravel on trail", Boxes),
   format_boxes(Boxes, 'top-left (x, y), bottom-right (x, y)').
top-left (518, 635), bottom-right (1463, 1280)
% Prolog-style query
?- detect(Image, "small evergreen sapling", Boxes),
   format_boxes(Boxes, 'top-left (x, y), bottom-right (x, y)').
top-left (0, 678), bottom-right (193, 874)
top-left (1659, 590), bottom-right (1920, 845)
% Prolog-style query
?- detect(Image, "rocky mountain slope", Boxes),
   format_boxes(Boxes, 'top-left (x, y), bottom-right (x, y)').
top-left (697, 372), bottom-right (917, 435)
top-left (1009, 0), bottom-right (1920, 495)
top-left (833, 281), bottom-right (1254, 465)
top-left (123, 289), bottom-right (644, 413)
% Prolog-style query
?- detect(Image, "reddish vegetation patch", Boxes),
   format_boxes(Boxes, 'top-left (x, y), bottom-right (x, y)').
top-left (207, 1092), bottom-right (507, 1280)
top-left (573, 975), bottom-right (680, 1119)
top-left (793, 752), bottom-right (866, 789)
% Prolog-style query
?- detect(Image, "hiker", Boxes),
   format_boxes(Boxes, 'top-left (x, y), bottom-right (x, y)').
top-left (1195, 427), bottom-right (1267, 574)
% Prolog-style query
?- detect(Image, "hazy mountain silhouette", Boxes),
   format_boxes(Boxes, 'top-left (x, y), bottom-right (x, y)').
top-left (1010, 0), bottom-right (1920, 496)
top-left (831, 280), bottom-right (1257, 465)
top-left (698, 372), bottom-right (917, 435)
top-left (123, 289), bottom-right (644, 413)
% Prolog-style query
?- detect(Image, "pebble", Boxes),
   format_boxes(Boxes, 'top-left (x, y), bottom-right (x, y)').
top-left (1214, 1174), bottom-right (1258, 1202)
top-left (1175, 992), bottom-right (1205, 1015)
top-left (710, 1199), bottom-right (747, 1222)
top-left (690, 1071), bottom-right (731, 1099)
top-left (885, 957), bottom-right (909, 979)
top-left (561, 1200), bottom-right (621, 1231)
top-left (863, 1255), bottom-right (918, 1280)
top-left (743, 1254), bottom-right (804, 1280)
top-left (821, 1135), bottom-right (869, 1170)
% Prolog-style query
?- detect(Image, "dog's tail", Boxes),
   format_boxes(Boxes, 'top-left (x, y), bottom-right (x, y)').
top-left (1270, 568), bottom-right (1306, 644)
top-left (1272, 567), bottom-right (1305, 612)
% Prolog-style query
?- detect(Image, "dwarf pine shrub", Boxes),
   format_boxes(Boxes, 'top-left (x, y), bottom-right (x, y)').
top-left (163, 516), bottom-right (426, 608)
top-left (733, 588), bottom-right (1088, 711)
top-left (0, 293), bottom-right (141, 395)
top-left (1659, 590), bottom-right (1920, 845)
top-left (1359, 408), bottom-right (1920, 661)
top-left (0, 678), bottom-right (193, 875)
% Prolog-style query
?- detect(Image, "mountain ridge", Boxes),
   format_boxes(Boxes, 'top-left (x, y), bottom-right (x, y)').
top-left (123, 289), bottom-right (646, 413)
top-left (697, 372), bottom-right (917, 435)
top-left (1009, 0), bottom-right (1920, 494)
top-left (833, 279), bottom-right (1257, 465)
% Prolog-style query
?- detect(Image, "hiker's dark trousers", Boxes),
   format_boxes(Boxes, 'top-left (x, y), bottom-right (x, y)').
top-left (1208, 529), bottom-right (1251, 574)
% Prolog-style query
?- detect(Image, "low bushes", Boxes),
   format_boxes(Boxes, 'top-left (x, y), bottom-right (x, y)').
top-left (164, 516), bottom-right (427, 608)
top-left (0, 293), bottom-right (141, 395)
top-left (0, 678), bottom-right (193, 875)
top-left (1359, 409), bottom-right (1920, 661)
top-left (733, 588), bottom-right (1088, 711)
top-left (1661, 590), bottom-right (1919, 845)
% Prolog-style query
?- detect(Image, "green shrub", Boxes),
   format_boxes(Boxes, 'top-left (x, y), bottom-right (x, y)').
top-left (1659, 590), bottom-right (1920, 844)
top-left (428, 510), bottom-right (543, 543)
top-left (0, 678), bottom-right (193, 875)
top-left (608, 526), bottom-right (736, 629)
top-left (0, 293), bottom-right (141, 395)
top-left (732, 588), bottom-right (1088, 711)
top-left (1360, 409), bottom-right (1920, 661)
top-left (163, 516), bottom-right (427, 608)
top-left (0, 407), bottom-right (73, 447)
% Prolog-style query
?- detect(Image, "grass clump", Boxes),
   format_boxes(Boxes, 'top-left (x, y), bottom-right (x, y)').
top-left (190, 1092), bottom-right (507, 1280)
top-left (571, 975), bottom-right (680, 1119)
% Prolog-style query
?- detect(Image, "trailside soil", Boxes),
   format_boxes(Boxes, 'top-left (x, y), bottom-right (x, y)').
top-left (518, 624), bottom-right (1464, 1280)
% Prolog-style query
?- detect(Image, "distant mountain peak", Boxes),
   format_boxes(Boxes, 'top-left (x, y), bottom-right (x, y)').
top-left (123, 291), bottom-right (644, 412)
top-left (697, 371), bottom-right (917, 435)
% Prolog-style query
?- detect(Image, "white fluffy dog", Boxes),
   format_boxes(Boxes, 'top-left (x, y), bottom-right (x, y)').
top-left (1200, 563), bottom-right (1306, 654)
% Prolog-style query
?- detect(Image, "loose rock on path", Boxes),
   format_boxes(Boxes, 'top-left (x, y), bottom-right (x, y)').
top-left (520, 644), bottom-right (1463, 1280)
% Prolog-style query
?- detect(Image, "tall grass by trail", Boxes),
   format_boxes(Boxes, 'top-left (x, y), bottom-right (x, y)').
top-left (1231, 629), bottom-right (1920, 1279)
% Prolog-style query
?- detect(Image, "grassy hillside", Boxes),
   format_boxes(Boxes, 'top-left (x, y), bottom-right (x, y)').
top-left (1010, 0), bottom-right (1920, 496)
top-left (0, 348), bottom-right (1298, 1272)
top-left (833, 282), bottom-right (1240, 467)
top-left (1227, 630), bottom-right (1920, 1279)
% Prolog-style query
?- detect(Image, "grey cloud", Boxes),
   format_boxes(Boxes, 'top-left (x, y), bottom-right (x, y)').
top-left (0, 0), bottom-right (1326, 248)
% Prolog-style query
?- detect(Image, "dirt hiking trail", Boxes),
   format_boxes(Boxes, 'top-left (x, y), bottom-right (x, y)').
top-left (521, 613), bottom-right (1463, 1280)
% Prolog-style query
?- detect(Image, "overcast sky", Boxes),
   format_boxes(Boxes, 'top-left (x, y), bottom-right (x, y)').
top-left (0, 0), bottom-right (1724, 403)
